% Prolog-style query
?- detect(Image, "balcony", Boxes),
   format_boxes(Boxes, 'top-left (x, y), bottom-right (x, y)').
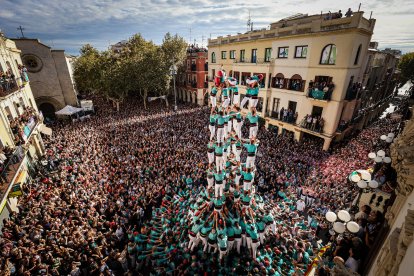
top-left (271, 75), bottom-right (306, 92)
top-left (233, 58), bottom-right (273, 64)
top-left (0, 78), bottom-right (19, 98)
top-left (307, 89), bottom-right (332, 101)
top-left (0, 117), bottom-right (40, 202)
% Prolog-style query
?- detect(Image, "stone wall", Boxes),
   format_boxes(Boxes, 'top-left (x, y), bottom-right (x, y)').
top-left (369, 112), bottom-right (414, 276)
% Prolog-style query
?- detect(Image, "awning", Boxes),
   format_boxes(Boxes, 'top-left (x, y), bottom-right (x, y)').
top-left (55, 105), bottom-right (84, 115)
top-left (39, 124), bottom-right (52, 136)
top-left (15, 169), bottom-right (28, 185)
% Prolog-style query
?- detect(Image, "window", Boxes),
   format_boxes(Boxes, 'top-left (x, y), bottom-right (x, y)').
top-left (240, 50), bottom-right (245, 62)
top-left (278, 47), bottom-right (289, 58)
top-left (230, 50), bottom-right (236, 59)
top-left (211, 69), bottom-right (215, 81)
top-left (221, 51), bottom-right (227, 59)
top-left (320, 44), bottom-right (337, 65)
top-left (265, 48), bottom-right (272, 62)
top-left (312, 106), bottom-right (323, 117)
top-left (354, 44), bottom-right (362, 65)
top-left (271, 98), bottom-right (280, 118)
top-left (211, 52), bottom-right (216, 63)
top-left (257, 97), bottom-right (264, 112)
top-left (251, 49), bottom-right (257, 63)
top-left (288, 101), bottom-right (297, 113)
top-left (295, 45), bottom-right (308, 58)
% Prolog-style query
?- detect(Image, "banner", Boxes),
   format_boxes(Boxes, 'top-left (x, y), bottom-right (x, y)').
top-left (148, 95), bottom-right (167, 102)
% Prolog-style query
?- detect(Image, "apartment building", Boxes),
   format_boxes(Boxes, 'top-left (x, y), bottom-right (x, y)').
top-left (177, 45), bottom-right (209, 105)
top-left (208, 11), bottom-right (377, 150)
top-left (0, 34), bottom-right (46, 227)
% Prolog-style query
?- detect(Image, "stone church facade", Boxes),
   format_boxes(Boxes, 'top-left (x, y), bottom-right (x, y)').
top-left (12, 39), bottom-right (78, 119)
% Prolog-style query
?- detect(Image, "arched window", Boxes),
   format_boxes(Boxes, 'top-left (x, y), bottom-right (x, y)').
top-left (272, 73), bottom-right (285, 89)
top-left (211, 52), bottom-right (216, 63)
top-left (320, 44), bottom-right (337, 65)
top-left (354, 44), bottom-right (362, 65)
top-left (289, 74), bottom-right (304, 91)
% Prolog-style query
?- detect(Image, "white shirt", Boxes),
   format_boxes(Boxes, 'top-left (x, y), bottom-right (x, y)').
top-left (345, 256), bottom-right (359, 272)
top-left (296, 200), bottom-right (306, 211)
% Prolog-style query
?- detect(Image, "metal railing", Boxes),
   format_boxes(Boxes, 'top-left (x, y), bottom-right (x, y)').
top-left (233, 58), bottom-right (274, 64)
top-left (0, 78), bottom-right (19, 97)
top-left (0, 117), bottom-right (40, 199)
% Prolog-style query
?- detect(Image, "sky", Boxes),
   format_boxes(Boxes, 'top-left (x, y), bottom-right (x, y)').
top-left (0, 0), bottom-right (413, 55)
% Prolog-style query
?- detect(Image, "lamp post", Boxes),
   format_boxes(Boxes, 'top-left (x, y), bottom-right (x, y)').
top-left (326, 210), bottom-right (359, 236)
top-left (349, 169), bottom-right (379, 211)
top-left (169, 60), bottom-right (178, 111)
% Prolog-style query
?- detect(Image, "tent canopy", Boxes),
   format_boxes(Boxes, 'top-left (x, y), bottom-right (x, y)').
top-left (55, 105), bottom-right (84, 116)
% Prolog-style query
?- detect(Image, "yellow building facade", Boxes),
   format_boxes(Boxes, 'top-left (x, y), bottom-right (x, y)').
top-left (0, 34), bottom-right (46, 227)
top-left (208, 12), bottom-right (376, 150)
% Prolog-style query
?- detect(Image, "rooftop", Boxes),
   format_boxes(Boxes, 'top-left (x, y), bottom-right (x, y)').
top-left (209, 11), bottom-right (375, 46)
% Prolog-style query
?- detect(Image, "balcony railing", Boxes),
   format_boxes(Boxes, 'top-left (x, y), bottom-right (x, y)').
top-left (0, 78), bottom-right (19, 97)
top-left (271, 78), bottom-right (306, 92)
top-left (234, 58), bottom-right (274, 64)
top-left (307, 89), bottom-right (332, 101)
top-left (0, 117), bottom-right (40, 200)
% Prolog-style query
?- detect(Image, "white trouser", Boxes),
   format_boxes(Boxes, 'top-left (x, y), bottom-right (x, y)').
top-left (235, 238), bottom-right (242, 254)
top-left (246, 236), bottom-right (252, 249)
top-left (215, 183), bottom-right (224, 198)
top-left (200, 235), bottom-right (208, 252)
top-left (236, 121), bottom-right (243, 138)
top-left (209, 125), bottom-right (215, 141)
top-left (246, 156), bottom-right (256, 168)
top-left (235, 174), bottom-right (241, 186)
top-left (188, 234), bottom-right (197, 249)
top-left (216, 156), bottom-right (224, 172)
top-left (227, 240), bottom-right (234, 253)
top-left (223, 124), bottom-right (229, 139)
top-left (232, 119), bottom-right (238, 133)
top-left (219, 248), bottom-right (227, 260)
top-left (251, 240), bottom-right (260, 259)
top-left (242, 233), bottom-right (248, 248)
top-left (249, 97), bottom-right (258, 109)
top-left (243, 180), bottom-right (252, 191)
top-left (223, 151), bottom-right (228, 164)
top-left (240, 96), bottom-right (250, 108)
top-left (222, 97), bottom-right (230, 108)
top-left (259, 232), bottom-right (265, 244)
top-left (216, 127), bottom-right (224, 143)
top-left (191, 233), bottom-right (201, 251)
top-left (208, 242), bottom-right (217, 253)
top-left (228, 120), bottom-right (232, 135)
top-left (249, 126), bottom-right (258, 139)
top-left (208, 152), bottom-right (214, 164)
top-left (210, 96), bottom-right (217, 108)
top-left (207, 177), bottom-right (214, 189)
top-left (233, 94), bottom-right (240, 105)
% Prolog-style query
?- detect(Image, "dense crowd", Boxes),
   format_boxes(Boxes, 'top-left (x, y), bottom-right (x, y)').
top-left (0, 90), bottom-right (404, 275)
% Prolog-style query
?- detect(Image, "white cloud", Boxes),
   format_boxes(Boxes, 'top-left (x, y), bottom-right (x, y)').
top-left (0, 0), bottom-right (412, 54)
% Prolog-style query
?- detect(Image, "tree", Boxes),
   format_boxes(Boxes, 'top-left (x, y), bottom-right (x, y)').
top-left (73, 44), bottom-right (101, 93)
top-left (398, 52), bottom-right (414, 82)
top-left (161, 33), bottom-right (188, 67)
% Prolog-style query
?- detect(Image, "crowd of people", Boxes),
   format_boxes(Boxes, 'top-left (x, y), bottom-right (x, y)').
top-left (0, 65), bottom-right (29, 96)
top-left (0, 79), bottom-right (405, 275)
top-left (299, 115), bottom-right (325, 133)
top-left (9, 107), bottom-right (39, 145)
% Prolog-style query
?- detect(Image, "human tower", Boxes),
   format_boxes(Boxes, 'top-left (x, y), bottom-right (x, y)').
top-left (187, 69), bottom-right (276, 261)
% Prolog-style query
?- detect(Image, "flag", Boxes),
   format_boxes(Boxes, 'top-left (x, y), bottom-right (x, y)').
top-left (148, 95), bottom-right (167, 102)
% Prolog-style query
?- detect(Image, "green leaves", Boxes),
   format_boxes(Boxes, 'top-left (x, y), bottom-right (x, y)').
top-left (398, 52), bottom-right (414, 82)
top-left (73, 33), bottom-right (188, 107)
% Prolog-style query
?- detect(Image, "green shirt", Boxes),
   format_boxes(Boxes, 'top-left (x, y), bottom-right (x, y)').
top-left (244, 143), bottom-right (257, 154)
top-left (217, 235), bottom-right (228, 249)
top-left (247, 113), bottom-right (259, 124)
